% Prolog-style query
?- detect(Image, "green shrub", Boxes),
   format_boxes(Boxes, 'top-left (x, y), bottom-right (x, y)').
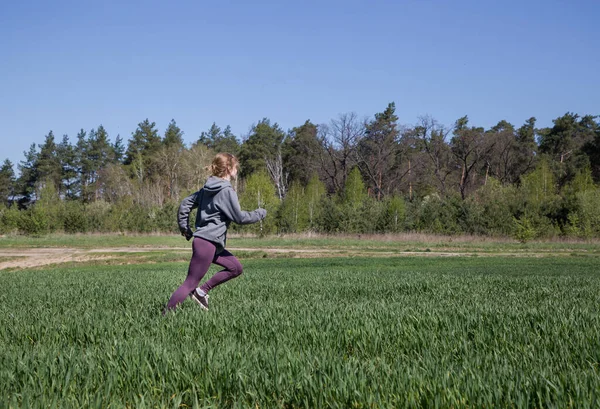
top-left (473, 179), bottom-right (516, 236)
top-left (570, 188), bottom-right (600, 237)
top-left (62, 201), bottom-right (88, 233)
top-left (87, 200), bottom-right (112, 232)
top-left (563, 213), bottom-right (584, 238)
top-left (316, 196), bottom-right (342, 233)
top-left (17, 207), bottom-right (51, 236)
top-left (0, 205), bottom-right (20, 234)
top-left (413, 194), bottom-right (461, 234)
top-left (125, 204), bottom-right (155, 233)
top-left (154, 202), bottom-right (179, 233)
top-left (35, 182), bottom-right (63, 233)
top-left (513, 216), bottom-right (536, 243)
top-left (376, 195), bottom-right (406, 233)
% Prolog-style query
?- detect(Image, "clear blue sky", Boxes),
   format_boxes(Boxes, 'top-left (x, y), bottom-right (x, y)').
top-left (1, 0), bottom-right (598, 172)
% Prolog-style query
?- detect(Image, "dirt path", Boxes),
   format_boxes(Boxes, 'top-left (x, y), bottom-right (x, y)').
top-left (0, 246), bottom-right (576, 271)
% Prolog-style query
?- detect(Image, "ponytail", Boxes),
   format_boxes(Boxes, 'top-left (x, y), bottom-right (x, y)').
top-left (208, 153), bottom-right (240, 178)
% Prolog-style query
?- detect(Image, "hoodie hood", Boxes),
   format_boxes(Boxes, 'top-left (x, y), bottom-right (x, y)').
top-left (203, 176), bottom-right (232, 193)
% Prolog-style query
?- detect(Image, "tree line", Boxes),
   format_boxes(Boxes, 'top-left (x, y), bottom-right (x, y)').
top-left (1, 103), bottom-right (599, 240)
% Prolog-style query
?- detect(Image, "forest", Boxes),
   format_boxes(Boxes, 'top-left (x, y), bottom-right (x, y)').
top-left (1, 103), bottom-right (599, 240)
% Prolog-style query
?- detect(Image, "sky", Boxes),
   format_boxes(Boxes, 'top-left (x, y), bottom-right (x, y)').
top-left (1, 0), bottom-right (599, 172)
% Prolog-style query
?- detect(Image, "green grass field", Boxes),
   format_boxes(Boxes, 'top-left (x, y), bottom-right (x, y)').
top-left (1, 256), bottom-right (599, 408)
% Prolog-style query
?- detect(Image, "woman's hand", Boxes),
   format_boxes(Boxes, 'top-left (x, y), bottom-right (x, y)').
top-left (181, 228), bottom-right (194, 241)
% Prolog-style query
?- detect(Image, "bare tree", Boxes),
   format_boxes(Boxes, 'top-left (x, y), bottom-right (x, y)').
top-left (154, 144), bottom-right (185, 201)
top-left (484, 121), bottom-right (519, 185)
top-left (451, 116), bottom-right (496, 199)
top-left (97, 163), bottom-right (132, 203)
top-left (354, 103), bottom-right (400, 200)
top-left (317, 113), bottom-right (363, 192)
top-left (180, 143), bottom-right (212, 193)
top-left (411, 115), bottom-right (455, 197)
top-left (265, 146), bottom-right (289, 200)
top-left (136, 178), bottom-right (166, 207)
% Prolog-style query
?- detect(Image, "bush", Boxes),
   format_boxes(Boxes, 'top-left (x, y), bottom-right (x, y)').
top-left (512, 211), bottom-right (560, 241)
top-left (35, 182), bottom-right (63, 233)
top-left (513, 217), bottom-right (536, 243)
top-left (0, 205), bottom-right (20, 234)
top-left (376, 196), bottom-right (406, 233)
top-left (17, 207), bottom-right (51, 236)
top-left (154, 202), bottom-right (179, 233)
top-left (316, 196), bottom-right (342, 233)
top-left (124, 204), bottom-right (155, 233)
top-left (471, 180), bottom-right (516, 236)
top-left (87, 200), bottom-right (112, 232)
top-left (412, 194), bottom-right (461, 234)
top-left (568, 189), bottom-right (600, 238)
top-left (62, 201), bottom-right (88, 233)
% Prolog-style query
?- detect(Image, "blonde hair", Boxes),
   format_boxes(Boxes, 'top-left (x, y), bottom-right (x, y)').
top-left (208, 153), bottom-right (239, 178)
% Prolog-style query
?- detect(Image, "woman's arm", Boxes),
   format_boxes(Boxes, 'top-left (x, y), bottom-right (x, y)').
top-left (177, 190), bottom-right (201, 238)
top-left (219, 188), bottom-right (266, 225)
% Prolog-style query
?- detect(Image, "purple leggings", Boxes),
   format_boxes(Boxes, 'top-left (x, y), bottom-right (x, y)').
top-left (166, 237), bottom-right (243, 310)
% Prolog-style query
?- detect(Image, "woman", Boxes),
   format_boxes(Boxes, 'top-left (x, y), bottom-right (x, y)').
top-left (165, 153), bottom-right (266, 312)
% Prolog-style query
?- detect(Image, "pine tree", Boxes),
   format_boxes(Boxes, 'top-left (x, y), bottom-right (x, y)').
top-left (163, 119), bottom-right (185, 149)
top-left (75, 129), bottom-right (91, 201)
top-left (91, 125), bottom-right (113, 168)
top-left (239, 118), bottom-right (286, 177)
top-left (0, 159), bottom-right (15, 205)
top-left (218, 126), bottom-right (240, 154)
top-left (284, 120), bottom-right (322, 186)
top-left (198, 123), bottom-right (221, 148)
top-left (198, 123), bottom-right (239, 154)
top-left (87, 125), bottom-right (113, 200)
top-left (17, 143), bottom-right (38, 200)
top-left (56, 135), bottom-right (78, 200)
top-left (124, 119), bottom-right (162, 165)
top-left (37, 131), bottom-right (62, 192)
top-left (112, 135), bottom-right (125, 163)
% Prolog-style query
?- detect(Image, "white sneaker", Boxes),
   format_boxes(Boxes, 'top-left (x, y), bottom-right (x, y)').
top-left (190, 288), bottom-right (209, 311)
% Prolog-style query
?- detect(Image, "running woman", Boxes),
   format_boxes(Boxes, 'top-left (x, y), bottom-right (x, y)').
top-left (165, 153), bottom-right (266, 312)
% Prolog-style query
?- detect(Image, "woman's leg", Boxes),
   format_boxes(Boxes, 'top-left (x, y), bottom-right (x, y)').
top-left (199, 250), bottom-right (243, 293)
top-left (166, 238), bottom-right (216, 310)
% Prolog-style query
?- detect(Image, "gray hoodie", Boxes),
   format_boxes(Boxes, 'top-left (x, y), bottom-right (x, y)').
top-left (178, 176), bottom-right (266, 254)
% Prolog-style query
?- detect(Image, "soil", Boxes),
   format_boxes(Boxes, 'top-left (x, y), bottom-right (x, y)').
top-left (0, 246), bottom-right (567, 271)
